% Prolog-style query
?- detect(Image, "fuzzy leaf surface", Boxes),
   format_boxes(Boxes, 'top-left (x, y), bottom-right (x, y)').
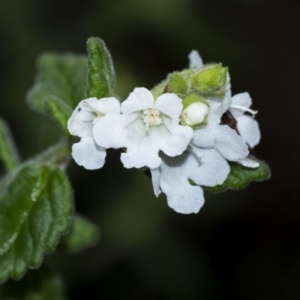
top-left (0, 163), bottom-right (73, 282)
top-left (26, 53), bottom-right (87, 132)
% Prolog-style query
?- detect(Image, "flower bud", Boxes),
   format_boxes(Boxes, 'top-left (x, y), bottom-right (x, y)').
top-left (191, 64), bottom-right (227, 96)
top-left (181, 94), bottom-right (209, 127)
top-left (168, 73), bottom-right (188, 96)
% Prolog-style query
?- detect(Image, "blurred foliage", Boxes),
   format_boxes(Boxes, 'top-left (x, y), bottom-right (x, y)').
top-left (1, 0), bottom-right (299, 299)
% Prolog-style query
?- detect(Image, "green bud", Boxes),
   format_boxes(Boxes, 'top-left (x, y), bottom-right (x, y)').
top-left (180, 94), bottom-right (209, 128)
top-left (168, 73), bottom-right (188, 96)
top-left (191, 64), bottom-right (227, 96)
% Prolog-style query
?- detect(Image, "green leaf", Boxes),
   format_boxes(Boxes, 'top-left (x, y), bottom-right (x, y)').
top-left (0, 118), bottom-right (20, 171)
top-left (26, 53), bottom-right (87, 133)
top-left (204, 157), bottom-right (271, 193)
top-left (61, 215), bottom-right (100, 253)
top-left (86, 37), bottom-right (116, 98)
top-left (0, 163), bottom-right (73, 282)
top-left (0, 140), bottom-right (70, 197)
top-left (0, 264), bottom-right (65, 300)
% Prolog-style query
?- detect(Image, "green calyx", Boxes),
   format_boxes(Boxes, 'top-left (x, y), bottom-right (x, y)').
top-left (191, 64), bottom-right (228, 96)
top-left (168, 73), bottom-right (188, 96)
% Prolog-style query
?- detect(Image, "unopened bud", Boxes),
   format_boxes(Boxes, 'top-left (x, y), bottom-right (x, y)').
top-left (191, 64), bottom-right (227, 95)
top-left (181, 94), bottom-right (209, 127)
top-left (168, 73), bottom-right (188, 96)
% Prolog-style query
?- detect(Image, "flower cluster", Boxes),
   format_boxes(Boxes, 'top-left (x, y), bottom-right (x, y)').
top-left (68, 51), bottom-right (261, 214)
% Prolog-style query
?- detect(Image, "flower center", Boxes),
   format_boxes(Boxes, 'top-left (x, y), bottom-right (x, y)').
top-left (143, 109), bottom-right (162, 129)
top-left (93, 112), bottom-right (105, 125)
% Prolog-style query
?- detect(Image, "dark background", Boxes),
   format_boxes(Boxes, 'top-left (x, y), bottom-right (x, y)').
top-left (1, 0), bottom-right (299, 299)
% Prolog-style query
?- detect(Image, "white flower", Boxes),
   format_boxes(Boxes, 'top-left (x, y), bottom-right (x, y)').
top-left (147, 51), bottom-right (261, 214)
top-left (67, 97), bottom-right (120, 170)
top-left (150, 91), bottom-right (250, 214)
top-left (192, 92), bottom-right (249, 162)
top-left (93, 87), bottom-right (194, 169)
top-left (151, 148), bottom-right (230, 214)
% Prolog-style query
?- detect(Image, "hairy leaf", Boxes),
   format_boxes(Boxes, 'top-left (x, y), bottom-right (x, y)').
top-left (0, 140), bottom-right (70, 199)
top-left (0, 163), bottom-right (73, 282)
top-left (0, 119), bottom-right (20, 171)
top-left (61, 215), bottom-right (100, 253)
top-left (0, 264), bottom-right (65, 300)
top-left (86, 37), bottom-right (116, 98)
top-left (204, 157), bottom-right (270, 193)
top-left (26, 53), bottom-right (87, 133)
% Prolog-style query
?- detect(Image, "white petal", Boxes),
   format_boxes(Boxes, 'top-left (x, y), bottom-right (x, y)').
top-left (236, 115), bottom-right (261, 148)
top-left (93, 114), bottom-right (129, 149)
top-left (121, 144), bottom-right (162, 169)
top-left (161, 117), bottom-right (193, 157)
top-left (191, 100), bottom-right (225, 149)
top-left (150, 168), bottom-right (161, 197)
top-left (80, 98), bottom-right (100, 111)
top-left (207, 89), bottom-right (232, 116)
top-left (68, 107), bottom-right (93, 138)
top-left (160, 153), bottom-right (204, 214)
top-left (236, 157), bottom-right (260, 168)
top-left (96, 97), bottom-right (121, 115)
top-left (208, 100), bottom-right (224, 122)
top-left (188, 50), bottom-right (203, 69)
top-left (232, 92), bottom-right (252, 108)
top-left (95, 114), bottom-right (192, 169)
top-left (121, 88), bottom-right (154, 114)
top-left (154, 93), bottom-right (183, 119)
top-left (221, 89), bottom-right (232, 114)
top-left (72, 136), bottom-right (106, 170)
top-left (189, 148), bottom-right (230, 187)
top-left (78, 110), bottom-right (95, 122)
top-left (214, 125), bottom-right (249, 161)
top-left (121, 119), bottom-right (192, 169)
top-left (192, 124), bottom-right (215, 148)
top-left (230, 92), bottom-right (252, 117)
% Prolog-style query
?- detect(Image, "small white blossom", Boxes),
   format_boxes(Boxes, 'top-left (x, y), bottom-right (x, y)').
top-left (93, 88), bottom-right (194, 169)
top-left (192, 92), bottom-right (249, 162)
top-left (93, 88), bottom-right (193, 168)
top-left (67, 97), bottom-right (120, 169)
top-left (147, 52), bottom-right (261, 214)
top-left (150, 91), bottom-right (250, 214)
